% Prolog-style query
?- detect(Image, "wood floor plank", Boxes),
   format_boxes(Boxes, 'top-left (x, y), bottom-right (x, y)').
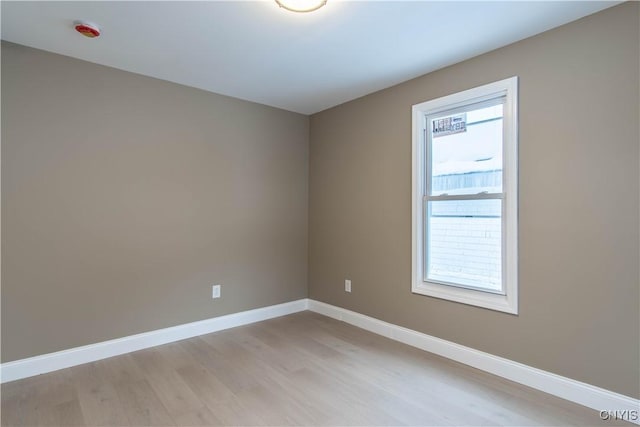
top-left (145, 370), bottom-right (204, 418)
top-left (285, 366), bottom-right (403, 426)
top-left (154, 342), bottom-right (202, 372)
top-left (112, 379), bottom-right (174, 426)
top-left (58, 362), bottom-right (107, 392)
top-left (175, 364), bottom-right (235, 406)
top-left (1, 393), bottom-right (41, 427)
top-left (233, 383), bottom-right (307, 426)
top-left (76, 381), bottom-right (130, 427)
top-left (171, 405), bottom-right (223, 427)
top-left (48, 399), bottom-right (86, 427)
top-left (93, 354), bottom-right (146, 385)
top-left (2, 311), bottom-right (630, 427)
top-left (131, 347), bottom-right (175, 377)
top-left (229, 326), bottom-right (315, 375)
top-left (178, 338), bottom-right (263, 394)
top-left (245, 367), bottom-right (331, 425)
top-left (204, 394), bottom-right (264, 426)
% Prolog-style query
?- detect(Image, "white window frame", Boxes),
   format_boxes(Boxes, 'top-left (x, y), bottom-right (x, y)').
top-left (411, 76), bottom-right (518, 315)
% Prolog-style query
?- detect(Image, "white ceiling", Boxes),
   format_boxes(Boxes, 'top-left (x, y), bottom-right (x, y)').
top-left (1, 1), bottom-right (618, 114)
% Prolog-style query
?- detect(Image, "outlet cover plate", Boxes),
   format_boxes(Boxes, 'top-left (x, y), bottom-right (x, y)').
top-left (212, 285), bottom-right (221, 299)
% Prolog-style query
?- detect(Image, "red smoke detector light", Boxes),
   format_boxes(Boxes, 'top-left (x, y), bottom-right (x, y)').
top-left (74, 21), bottom-right (100, 38)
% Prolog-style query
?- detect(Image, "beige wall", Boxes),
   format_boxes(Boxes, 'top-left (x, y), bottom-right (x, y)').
top-left (1, 42), bottom-right (309, 362)
top-left (309, 2), bottom-right (640, 399)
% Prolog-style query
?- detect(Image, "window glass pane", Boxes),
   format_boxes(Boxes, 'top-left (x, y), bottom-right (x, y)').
top-left (426, 199), bottom-right (502, 292)
top-left (430, 103), bottom-right (503, 196)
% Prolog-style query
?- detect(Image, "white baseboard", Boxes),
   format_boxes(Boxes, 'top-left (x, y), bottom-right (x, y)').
top-left (1, 299), bottom-right (308, 384)
top-left (307, 299), bottom-right (640, 424)
top-left (3, 297), bottom-right (638, 424)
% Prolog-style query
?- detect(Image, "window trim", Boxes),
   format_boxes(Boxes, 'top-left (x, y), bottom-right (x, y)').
top-left (411, 76), bottom-right (518, 315)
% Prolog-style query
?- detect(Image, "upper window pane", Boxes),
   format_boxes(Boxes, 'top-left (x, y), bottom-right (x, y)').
top-left (430, 103), bottom-right (504, 196)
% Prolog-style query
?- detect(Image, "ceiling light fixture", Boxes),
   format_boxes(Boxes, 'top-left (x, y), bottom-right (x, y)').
top-left (275, 0), bottom-right (327, 13)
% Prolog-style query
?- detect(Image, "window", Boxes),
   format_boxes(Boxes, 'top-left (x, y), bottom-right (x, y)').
top-left (412, 77), bottom-right (518, 314)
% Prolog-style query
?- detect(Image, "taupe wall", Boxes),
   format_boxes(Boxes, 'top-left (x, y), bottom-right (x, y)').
top-left (1, 42), bottom-right (309, 362)
top-left (309, 2), bottom-right (640, 399)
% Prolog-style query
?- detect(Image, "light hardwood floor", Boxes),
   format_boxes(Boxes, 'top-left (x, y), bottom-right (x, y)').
top-left (1, 311), bottom-right (630, 426)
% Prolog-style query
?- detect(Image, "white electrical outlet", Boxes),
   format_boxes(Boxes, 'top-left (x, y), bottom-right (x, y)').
top-left (212, 284), bottom-right (221, 299)
top-left (345, 279), bottom-right (352, 293)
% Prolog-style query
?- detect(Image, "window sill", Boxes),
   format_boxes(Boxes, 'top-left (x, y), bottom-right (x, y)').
top-left (412, 281), bottom-right (518, 315)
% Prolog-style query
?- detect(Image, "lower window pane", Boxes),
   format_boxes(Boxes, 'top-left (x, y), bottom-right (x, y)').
top-left (426, 199), bottom-right (502, 293)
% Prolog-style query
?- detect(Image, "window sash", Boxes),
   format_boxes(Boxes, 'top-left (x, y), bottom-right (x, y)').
top-left (425, 97), bottom-right (506, 198)
top-left (422, 195), bottom-right (506, 294)
top-left (423, 95), bottom-right (507, 294)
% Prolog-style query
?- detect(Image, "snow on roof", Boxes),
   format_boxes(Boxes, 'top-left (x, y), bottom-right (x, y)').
top-left (433, 156), bottom-right (502, 176)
